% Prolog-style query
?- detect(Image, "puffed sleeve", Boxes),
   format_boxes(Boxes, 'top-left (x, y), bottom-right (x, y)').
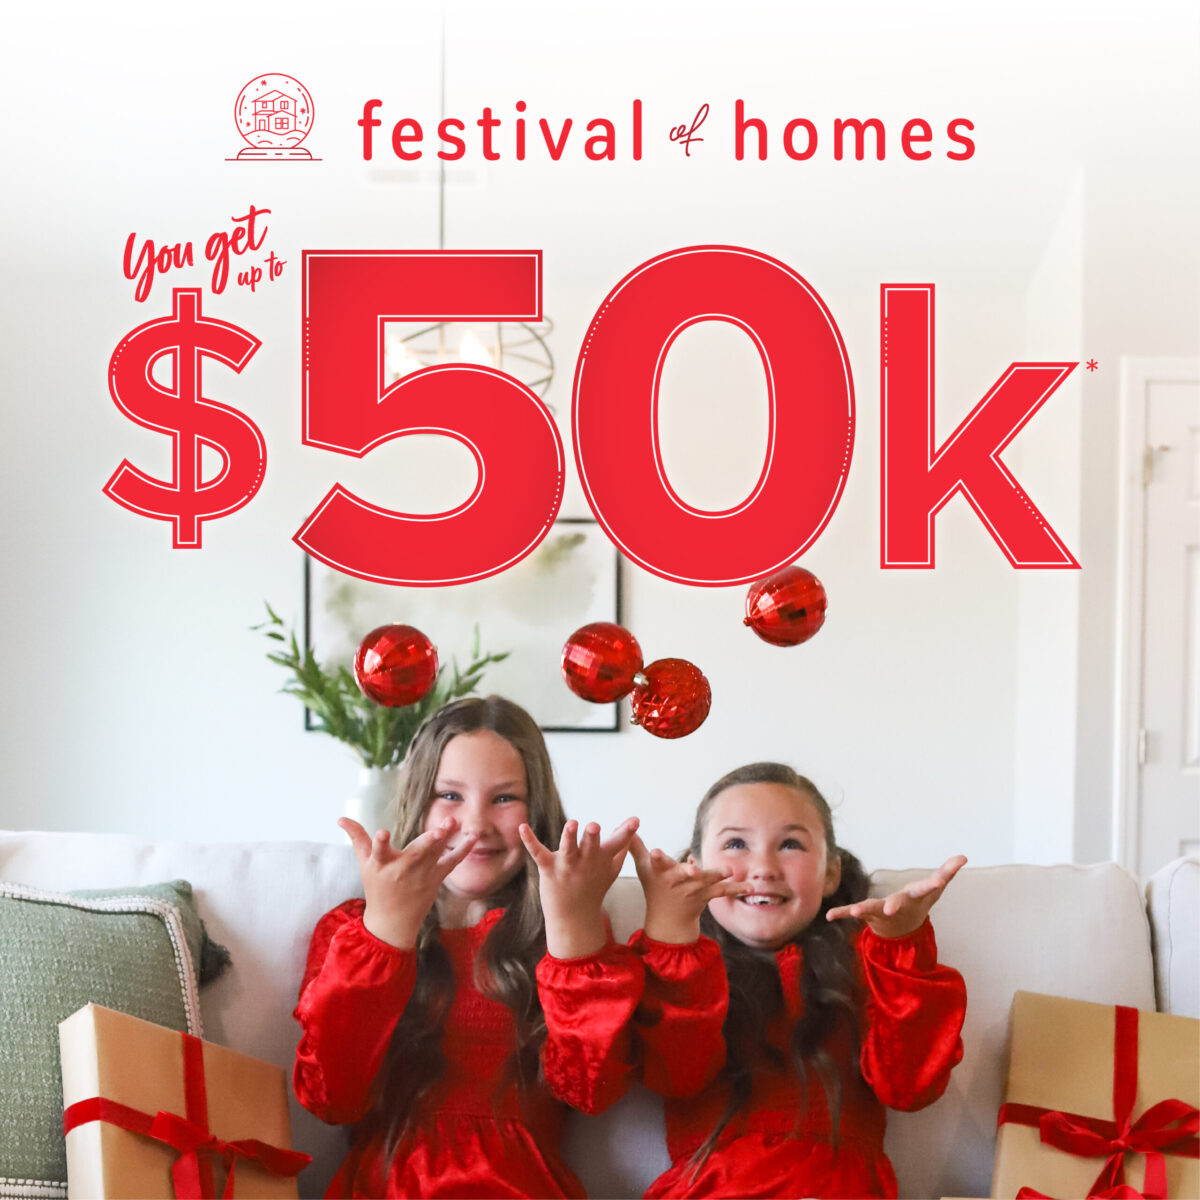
top-left (631, 931), bottom-right (728, 1098)
top-left (292, 899), bottom-right (418, 1124)
top-left (536, 940), bottom-right (645, 1114)
top-left (857, 919), bottom-right (966, 1111)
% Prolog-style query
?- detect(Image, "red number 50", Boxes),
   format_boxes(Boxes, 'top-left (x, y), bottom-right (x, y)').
top-left (297, 246), bottom-right (853, 587)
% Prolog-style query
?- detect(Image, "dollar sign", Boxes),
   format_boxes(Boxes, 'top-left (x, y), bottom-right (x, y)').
top-left (104, 288), bottom-right (266, 547)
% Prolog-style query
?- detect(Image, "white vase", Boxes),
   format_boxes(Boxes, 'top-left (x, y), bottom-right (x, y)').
top-left (345, 766), bottom-right (400, 835)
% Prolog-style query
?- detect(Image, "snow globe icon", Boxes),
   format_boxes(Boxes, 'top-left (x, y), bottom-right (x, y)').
top-left (233, 74), bottom-right (315, 160)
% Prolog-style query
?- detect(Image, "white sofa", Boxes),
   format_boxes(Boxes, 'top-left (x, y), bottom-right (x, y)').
top-left (2, 831), bottom-right (1196, 1200)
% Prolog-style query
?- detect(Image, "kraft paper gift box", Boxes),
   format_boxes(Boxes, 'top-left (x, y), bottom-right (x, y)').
top-left (991, 991), bottom-right (1199, 1199)
top-left (59, 1003), bottom-right (310, 1199)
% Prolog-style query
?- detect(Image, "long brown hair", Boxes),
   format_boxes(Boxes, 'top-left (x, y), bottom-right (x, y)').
top-left (688, 762), bottom-right (870, 1168)
top-left (365, 696), bottom-right (567, 1157)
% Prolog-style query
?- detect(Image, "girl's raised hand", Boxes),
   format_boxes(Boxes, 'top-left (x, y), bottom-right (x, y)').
top-left (630, 835), bottom-right (749, 945)
top-left (338, 816), bottom-right (479, 950)
top-left (519, 817), bottom-right (639, 959)
top-left (826, 854), bottom-right (967, 939)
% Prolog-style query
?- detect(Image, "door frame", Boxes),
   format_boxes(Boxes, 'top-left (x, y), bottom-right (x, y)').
top-left (1112, 356), bottom-right (1200, 872)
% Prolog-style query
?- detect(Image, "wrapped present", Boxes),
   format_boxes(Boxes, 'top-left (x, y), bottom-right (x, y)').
top-left (992, 991), bottom-right (1199, 1199)
top-left (59, 1003), bottom-right (311, 1199)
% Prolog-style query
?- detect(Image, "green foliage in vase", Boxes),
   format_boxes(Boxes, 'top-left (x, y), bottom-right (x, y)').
top-left (255, 603), bottom-right (509, 769)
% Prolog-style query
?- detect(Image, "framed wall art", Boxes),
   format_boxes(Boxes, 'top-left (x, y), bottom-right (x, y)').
top-left (304, 518), bottom-right (622, 732)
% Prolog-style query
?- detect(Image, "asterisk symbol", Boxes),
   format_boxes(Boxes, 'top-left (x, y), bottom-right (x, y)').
top-left (1086, 359), bottom-right (1099, 372)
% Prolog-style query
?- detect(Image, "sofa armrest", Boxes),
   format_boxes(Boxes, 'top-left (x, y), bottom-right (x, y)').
top-left (1146, 856), bottom-right (1199, 1017)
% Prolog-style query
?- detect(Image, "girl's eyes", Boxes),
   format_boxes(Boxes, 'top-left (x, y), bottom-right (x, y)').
top-left (720, 836), bottom-right (807, 851)
top-left (433, 791), bottom-right (524, 804)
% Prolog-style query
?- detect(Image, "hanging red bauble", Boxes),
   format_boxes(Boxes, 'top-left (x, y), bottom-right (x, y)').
top-left (744, 565), bottom-right (828, 647)
top-left (630, 658), bottom-right (712, 739)
top-left (354, 624), bottom-right (439, 707)
top-left (561, 622), bottom-right (644, 703)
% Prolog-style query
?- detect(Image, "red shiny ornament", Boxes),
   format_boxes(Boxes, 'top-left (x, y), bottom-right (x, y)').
top-left (743, 565), bottom-right (828, 646)
top-left (353, 624), bottom-right (438, 707)
top-left (630, 658), bottom-right (712, 739)
top-left (561, 622), bottom-right (644, 703)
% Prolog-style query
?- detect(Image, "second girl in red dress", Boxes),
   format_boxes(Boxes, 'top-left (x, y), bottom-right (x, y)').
top-left (628, 761), bottom-right (968, 1199)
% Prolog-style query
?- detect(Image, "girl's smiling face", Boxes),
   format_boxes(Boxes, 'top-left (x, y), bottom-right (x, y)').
top-left (423, 729), bottom-right (530, 911)
top-left (697, 782), bottom-right (841, 950)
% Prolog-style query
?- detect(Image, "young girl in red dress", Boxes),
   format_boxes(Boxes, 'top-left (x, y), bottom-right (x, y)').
top-left (628, 762), bottom-right (968, 1200)
top-left (292, 696), bottom-right (642, 1199)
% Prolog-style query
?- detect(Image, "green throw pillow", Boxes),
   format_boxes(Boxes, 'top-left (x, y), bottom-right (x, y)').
top-left (0, 880), bottom-right (227, 1199)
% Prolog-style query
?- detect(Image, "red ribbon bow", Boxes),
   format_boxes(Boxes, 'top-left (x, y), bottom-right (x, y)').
top-left (998, 1005), bottom-right (1199, 1200)
top-left (63, 1031), bottom-right (311, 1199)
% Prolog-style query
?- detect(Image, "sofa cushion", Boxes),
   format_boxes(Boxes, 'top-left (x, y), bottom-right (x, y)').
top-left (873, 862), bottom-right (1156, 1200)
top-left (0, 880), bottom-right (208, 1199)
top-left (1146, 856), bottom-right (1199, 1018)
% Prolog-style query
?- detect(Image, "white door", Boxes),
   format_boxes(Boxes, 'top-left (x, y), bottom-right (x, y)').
top-left (1119, 359), bottom-right (1200, 878)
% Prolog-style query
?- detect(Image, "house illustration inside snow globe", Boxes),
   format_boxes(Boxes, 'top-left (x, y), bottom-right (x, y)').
top-left (233, 74), bottom-right (315, 159)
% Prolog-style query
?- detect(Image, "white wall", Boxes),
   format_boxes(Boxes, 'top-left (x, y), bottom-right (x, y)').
top-left (0, 1), bottom-right (1196, 877)
top-left (1012, 173), bottom-right (1084, 863)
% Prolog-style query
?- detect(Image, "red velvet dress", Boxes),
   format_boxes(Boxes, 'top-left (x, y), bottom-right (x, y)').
top-left (294, 900), bottom-right (643, 1199)
top-left (632, 920), bottom-right (966, 1199)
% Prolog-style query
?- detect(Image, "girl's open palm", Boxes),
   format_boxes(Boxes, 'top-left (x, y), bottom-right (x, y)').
top-left (630, 835), bottom-right (748, 944)
top-left (338, 816), bottom-right (479, 949)
top-left (826, 854), bottom-right (966, 939)
top-left (519, 817), bottom-right (639, 958)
